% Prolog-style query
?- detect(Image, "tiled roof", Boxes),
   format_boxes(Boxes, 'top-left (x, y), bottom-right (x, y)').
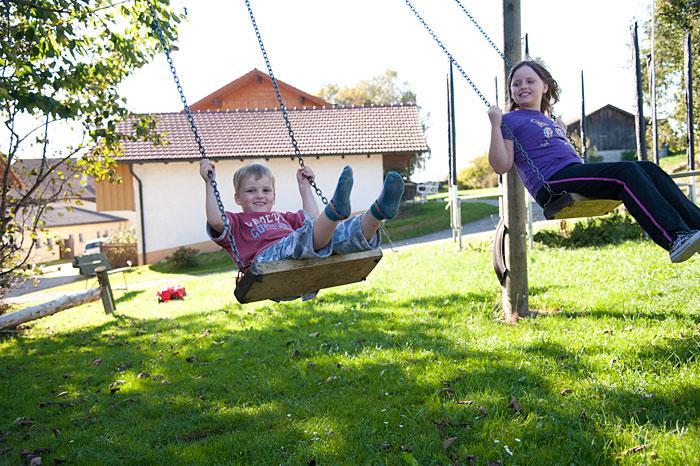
top-left (11, 158), bottom-right (95, 200)
top-left (116, 104), bottom-right (428, 162)
top-left (41, 205), bottom-right (126, 228)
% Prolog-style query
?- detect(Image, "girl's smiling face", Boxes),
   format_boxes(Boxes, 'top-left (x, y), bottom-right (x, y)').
top-left (510, 65), bottom-right (548, 111)
top-left (235, 174), bottom-right (275, 213)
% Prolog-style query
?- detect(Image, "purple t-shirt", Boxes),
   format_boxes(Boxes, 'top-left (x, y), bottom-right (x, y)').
top-left (501, 109), bottom-right (582, 197)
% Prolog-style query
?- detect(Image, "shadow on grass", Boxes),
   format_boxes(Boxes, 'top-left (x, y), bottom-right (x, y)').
top-left (0, 289), bottom-right (696, 464)
top-left (115, 290), bottom-right (146, 304)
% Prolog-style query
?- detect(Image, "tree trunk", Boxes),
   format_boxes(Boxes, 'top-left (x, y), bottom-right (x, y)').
top-left (0, 288), bottom-right (101, 329)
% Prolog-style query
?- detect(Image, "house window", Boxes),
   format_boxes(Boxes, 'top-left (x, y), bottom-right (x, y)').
top-left (104, 230), bottom-right (108, 237)
top-left (47, 238), bottom-right (53, 248)
top-left (96, 231), bottom-right (100, 238)
top-left (79, 233), bottom-right (84, 243)
top-left (35, 238), bottom-right (42, 248)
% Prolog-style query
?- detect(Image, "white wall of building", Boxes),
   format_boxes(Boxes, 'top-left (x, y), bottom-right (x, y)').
top-left (131, 154), bottom-right (384, 261)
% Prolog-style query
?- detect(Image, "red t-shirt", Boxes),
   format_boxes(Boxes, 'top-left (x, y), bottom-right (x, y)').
top-left (208, 210), bottom-right (306, 269)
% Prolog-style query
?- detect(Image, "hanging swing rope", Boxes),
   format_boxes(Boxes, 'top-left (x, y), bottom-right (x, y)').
top-left (243, 0), bottom-right (328, 206)
top-left (148, 4), bottom-right (245, 270)
top-left (402, 0), bottom-right (557, 201)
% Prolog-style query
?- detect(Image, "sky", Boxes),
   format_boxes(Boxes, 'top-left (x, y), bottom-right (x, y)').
top-left (120, 0), bottom-right (652, 181)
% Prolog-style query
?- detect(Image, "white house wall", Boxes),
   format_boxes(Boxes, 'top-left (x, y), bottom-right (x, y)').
top-left (131, 154), bottom-right (384, 263)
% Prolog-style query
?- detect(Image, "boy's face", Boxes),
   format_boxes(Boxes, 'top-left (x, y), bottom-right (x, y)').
top-left (235, 175), bottom-right (275, 213)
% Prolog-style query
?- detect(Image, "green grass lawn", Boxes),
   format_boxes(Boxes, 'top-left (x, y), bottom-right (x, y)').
top-left (1, 237), bottom-right (698, 465)
top-left (383, 201), bottom-right (498, 242)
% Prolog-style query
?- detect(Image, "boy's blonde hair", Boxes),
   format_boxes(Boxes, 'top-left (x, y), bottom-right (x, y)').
top-left (233, 163), bottom-right (275, 194)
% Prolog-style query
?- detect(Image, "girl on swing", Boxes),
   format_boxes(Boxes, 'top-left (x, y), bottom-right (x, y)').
top-left (487, 60), bottom-right (700, 263)
top-left (200, 159), bottom-right (404, 298)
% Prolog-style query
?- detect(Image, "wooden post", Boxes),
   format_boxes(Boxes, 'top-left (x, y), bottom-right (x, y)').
top-left (685, 33), bottom-right (696, 170)
top-left (95, 266), bottom-right (115, 314)
top-left (632, 21), bottom-right (648, 161)
top-left (580, 70), bottom-right (587, 163)
top-left (0, 289), bottom-right (101, 329)
top-left (501, 0), bottom-right (528, 321)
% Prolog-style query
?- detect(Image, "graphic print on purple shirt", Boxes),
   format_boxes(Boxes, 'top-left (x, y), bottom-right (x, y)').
top-left (501, 109), bottom-right (582, 198)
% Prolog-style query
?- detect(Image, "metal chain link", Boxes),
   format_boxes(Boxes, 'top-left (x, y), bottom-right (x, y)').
top-left (451, 0), bottom-right (583, 156)
top-left (149, 4), bottom-right (245, 270)
top-left (403, 0), bottom-right (554, 197)
top-left (244, 0), bottom-right (328, 205)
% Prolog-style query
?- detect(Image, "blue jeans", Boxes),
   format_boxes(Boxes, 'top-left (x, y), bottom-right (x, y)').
top-left (251, 214), bottom-right (380, 301)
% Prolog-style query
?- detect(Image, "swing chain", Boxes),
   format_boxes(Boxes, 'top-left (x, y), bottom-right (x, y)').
top-left (404, 0), bottom-right (555, 199)
top-left (403, 0), bottom-right (490, 109)
top-left (244, 0), bottom-right (328, 206)
top-left (451, 0), bottom-right (583, 156)
top-left (149, 4), bottom-right (246, 270)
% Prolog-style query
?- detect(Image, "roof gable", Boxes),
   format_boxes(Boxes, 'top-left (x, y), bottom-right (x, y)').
top-left (190, 68), bottom-right (329, 111)
top-left (567, 104), bottom-right (635, 126)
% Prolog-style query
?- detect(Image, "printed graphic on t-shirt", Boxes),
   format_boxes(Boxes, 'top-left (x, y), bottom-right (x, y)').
top-left (244, 212), bottom-right (294, 239)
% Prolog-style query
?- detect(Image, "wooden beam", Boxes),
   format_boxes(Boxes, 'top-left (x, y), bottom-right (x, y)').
top-left (0, 288), bottom-right (101, 330)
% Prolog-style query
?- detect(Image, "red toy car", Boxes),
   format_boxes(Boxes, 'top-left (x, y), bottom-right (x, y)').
top-left (157, 285), bottom-right (186, 303)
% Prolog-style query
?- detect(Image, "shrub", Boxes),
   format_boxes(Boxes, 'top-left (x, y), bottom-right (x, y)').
top-left (534, 211), bottom-right (645, 248)
top-left (620, 150), bottom-right (637, 161)
top-left (457, 155), bottom-right (498, 190)
top-left (167, 247), bottom-right (199, 269)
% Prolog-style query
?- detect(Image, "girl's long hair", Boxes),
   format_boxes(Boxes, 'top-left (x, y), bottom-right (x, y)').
top-left (507, 60), bottom-right (560, 115)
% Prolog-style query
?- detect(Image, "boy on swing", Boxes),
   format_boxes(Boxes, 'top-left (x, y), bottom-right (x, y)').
top-left (200, 159), bottom-right (404, 298)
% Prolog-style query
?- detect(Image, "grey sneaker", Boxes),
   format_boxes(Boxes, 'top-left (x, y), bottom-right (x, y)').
top-left (669, 230), bottom-right (700, 263)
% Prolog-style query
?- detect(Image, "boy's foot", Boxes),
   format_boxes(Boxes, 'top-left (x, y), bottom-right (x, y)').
top-left (669, 230), bottom-right (700, 263)
top-left (370, 172), bottom-right (404, 220)
top-left (324, 166), bottom-right (353, 221)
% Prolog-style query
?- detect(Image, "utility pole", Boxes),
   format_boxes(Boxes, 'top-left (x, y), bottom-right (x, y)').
top-left (448, 61), bottom-right (462, 248)
top-left (580, 70), bottom-right (587, 163)
top-left (685, 33), bottom-right (696, 171)
top-left (650, 2), bottom-right (659, 164)
top-left (632, 21), bottom-right (648, 160)
top-left (501, 0), bottom-right (528, 321)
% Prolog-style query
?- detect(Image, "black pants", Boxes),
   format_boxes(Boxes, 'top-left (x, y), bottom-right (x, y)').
top-left (535, 161), bottom-right (700, 249)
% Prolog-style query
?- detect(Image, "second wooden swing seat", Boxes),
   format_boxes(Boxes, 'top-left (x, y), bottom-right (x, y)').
top-left (234, 249), bottom-right (383, 304)
top-left (543, 193), bottom-right (622, 220)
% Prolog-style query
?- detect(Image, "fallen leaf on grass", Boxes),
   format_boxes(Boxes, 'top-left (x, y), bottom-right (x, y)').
top-left (442, 437), bottom-right (457, 450)
top-left (432, 419), bottom-right (449, 432)
top-left (400, 445), bottom-right (412, 452)
top-left (438, 387), bottom-right (454, 399)
top-left (508, 396), bottom-right (522, 412)
top-left (290, 349), bottom-right (301, 359)
top-left (465, 455), bottom-right (476, 465)
top-left (621, 444), bottom-right (648, 456)
top-left (185, 356), bottom-right (196, 363)
top-left (109, 380), bottom-right (126, 394)
top-left (560, 388), bottom-right (573, 396)
top-left (308, 332), bottom-right (320, 338)
top-left (455, 400), bottom-right (474, 405)
top-left (14, 417), bottom-right (33, 426)
top-left (52, 429), bottom-right (61, 438)
top-left (379, 442), bottom-right (392, 451)
top-left (325, 376), bottom-right (339, 383)
top-left (91, 358), bottom-right (102, 366)
top-left (477, 406), bottom-right (488, 416)
top-left (137, 372), bottom-right (150, 379)
top-left (488, 460), bottom-right (502, 466)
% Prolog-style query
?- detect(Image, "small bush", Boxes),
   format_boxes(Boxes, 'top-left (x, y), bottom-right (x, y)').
top-left (167, 247), bottom-right (199, 269)
top-left (620, 150), bottom-right (637, 161)
top-left (534, 211), bottom-right (645, 248)
top-left (457, 155), bottom-right (498, 190)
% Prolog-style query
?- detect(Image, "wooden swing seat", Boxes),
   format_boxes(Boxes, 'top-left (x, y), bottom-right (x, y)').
top-left (234, 249), bottom-right (383, 304)
top-left (543, 193), bottom-right (622, 220)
